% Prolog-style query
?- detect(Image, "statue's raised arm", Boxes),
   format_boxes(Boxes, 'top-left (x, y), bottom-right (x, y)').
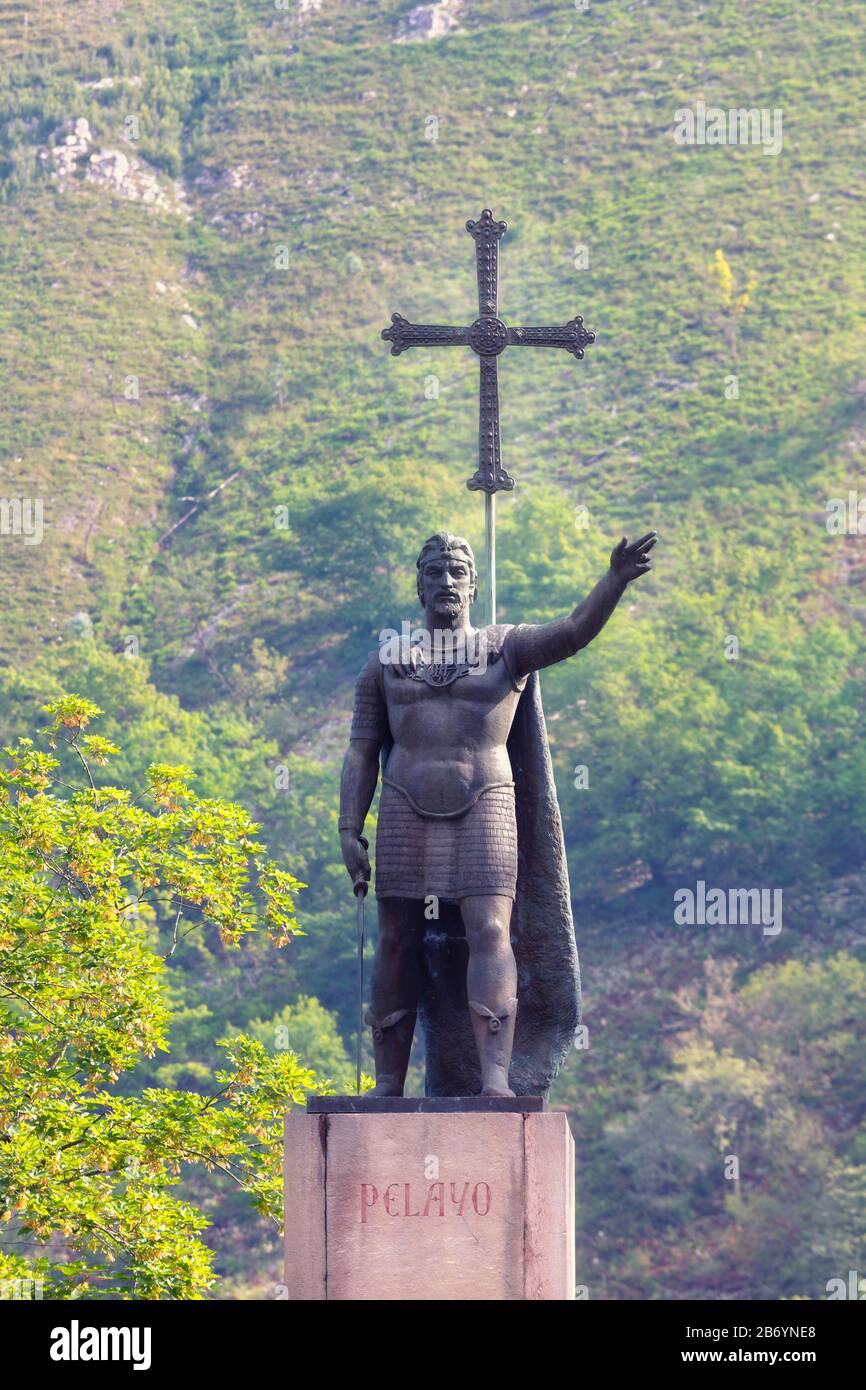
top-left (506, 531), bottom-right (657, 680)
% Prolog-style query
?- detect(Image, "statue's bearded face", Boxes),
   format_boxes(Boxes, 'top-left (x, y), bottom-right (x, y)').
top-left (418, 550), bottom-right (475, 622)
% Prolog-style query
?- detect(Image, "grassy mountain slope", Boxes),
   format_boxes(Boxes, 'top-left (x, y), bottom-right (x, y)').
top-left (1, 0), bottom-right (864, 1299)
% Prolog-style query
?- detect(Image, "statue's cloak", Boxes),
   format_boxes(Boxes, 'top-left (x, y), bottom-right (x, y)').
top-left (378, 623), bottom-right (581, 1097)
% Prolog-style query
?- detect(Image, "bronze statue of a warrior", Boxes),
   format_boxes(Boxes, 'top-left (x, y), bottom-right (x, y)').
top-left (339, 528), bottom-right (656, 1098)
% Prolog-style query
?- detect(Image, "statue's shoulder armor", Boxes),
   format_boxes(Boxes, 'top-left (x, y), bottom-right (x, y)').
top-left (484, 623), bottom-right (529, 693)
top-left (481, 622), bottom-right (515, 660)
top-left (349, 650), bottom-right (389, 743)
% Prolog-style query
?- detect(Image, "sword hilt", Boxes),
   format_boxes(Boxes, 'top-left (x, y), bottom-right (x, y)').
top-left (353, 835), bottom-right (369, 897)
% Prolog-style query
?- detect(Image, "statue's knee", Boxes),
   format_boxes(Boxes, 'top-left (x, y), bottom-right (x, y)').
top-left (467, 917), bottom-right (511, 953)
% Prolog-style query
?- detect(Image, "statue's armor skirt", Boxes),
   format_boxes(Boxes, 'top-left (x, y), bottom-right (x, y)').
top-left (375, 782), bottom-right (518, 902)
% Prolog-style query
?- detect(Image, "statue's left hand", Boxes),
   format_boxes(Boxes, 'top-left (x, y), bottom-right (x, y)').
top-left (610, 531), bottom-right (657, 583)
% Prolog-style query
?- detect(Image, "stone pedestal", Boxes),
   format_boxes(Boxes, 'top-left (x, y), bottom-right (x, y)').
top-left (283, 1099), bottom-right (575, 1300)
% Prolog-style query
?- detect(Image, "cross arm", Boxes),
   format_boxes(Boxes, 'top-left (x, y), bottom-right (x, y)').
top-left (507, 316), bottom-right (596, 358)
top-left (381, 313), bottom-right (470, 356)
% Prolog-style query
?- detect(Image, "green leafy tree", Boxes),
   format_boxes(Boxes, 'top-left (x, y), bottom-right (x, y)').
top-left (248, 995), bottom-right (355, 1093)
top-left (0, 694), bottom-right (317, 1300)
top-left (601, 954), bottom-right (866, 1298)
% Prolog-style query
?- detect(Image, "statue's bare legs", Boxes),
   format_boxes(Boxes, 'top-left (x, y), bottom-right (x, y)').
top-left (364, 897), bottom-right (424, 1097)
top-left (460, 894), bottom-right (518, 1098)
top-left (364, 894), bottom-right (518, 1099)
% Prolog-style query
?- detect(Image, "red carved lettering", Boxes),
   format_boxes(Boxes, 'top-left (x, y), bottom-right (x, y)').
top-left (472, 1182), bottom-right (491, 1216)
top-left (423, 1181), bottom-right (445, 1216)
top-left (359, 1179), bottom-right (491, 1219)
top-left (360, 1183), bottom-right (378, 1224)
top-left (449, 1181), bottom-right (470, 1216)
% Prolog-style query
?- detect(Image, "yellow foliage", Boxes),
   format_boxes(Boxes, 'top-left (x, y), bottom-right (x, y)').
top-left (708, 247), bottom-right (757, 318)
top-left (709, 247), bottom-right (734, 306)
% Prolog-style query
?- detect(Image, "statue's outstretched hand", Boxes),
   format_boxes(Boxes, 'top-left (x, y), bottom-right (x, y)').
top-left (610, 531), bottom-right (657, 583)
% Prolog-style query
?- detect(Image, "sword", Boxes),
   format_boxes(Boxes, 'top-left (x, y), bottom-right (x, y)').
top-left (353, 836), bottom-right (369, 1094)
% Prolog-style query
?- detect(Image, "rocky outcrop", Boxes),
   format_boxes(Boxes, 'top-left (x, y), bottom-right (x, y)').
top-left (396, 1), bottom-right (462, 42)
top-left (40, 117), bottom-right (188, 216)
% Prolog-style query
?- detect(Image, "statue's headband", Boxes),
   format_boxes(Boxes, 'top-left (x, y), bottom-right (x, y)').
top-left (416, 532), bottom-right (476, 571)
top-left (419, 545), bottom-right (473, 566)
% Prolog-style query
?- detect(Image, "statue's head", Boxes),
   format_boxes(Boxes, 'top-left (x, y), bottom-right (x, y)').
top-left (415, 531), bottom-right (478, 621)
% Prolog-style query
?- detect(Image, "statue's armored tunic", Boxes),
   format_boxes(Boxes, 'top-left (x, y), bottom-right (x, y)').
top-left (375, 784), bottom-right (518, 900)
top-left (348, 626), bottom-right (528, 901)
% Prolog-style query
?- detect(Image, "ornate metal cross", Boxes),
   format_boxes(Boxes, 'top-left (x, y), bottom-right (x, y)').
top-left (381, 208), bottom-right (595, 623)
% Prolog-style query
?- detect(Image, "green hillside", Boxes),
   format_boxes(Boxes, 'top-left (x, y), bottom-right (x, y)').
top-left (1, 0), bottom-right (864, 1299)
